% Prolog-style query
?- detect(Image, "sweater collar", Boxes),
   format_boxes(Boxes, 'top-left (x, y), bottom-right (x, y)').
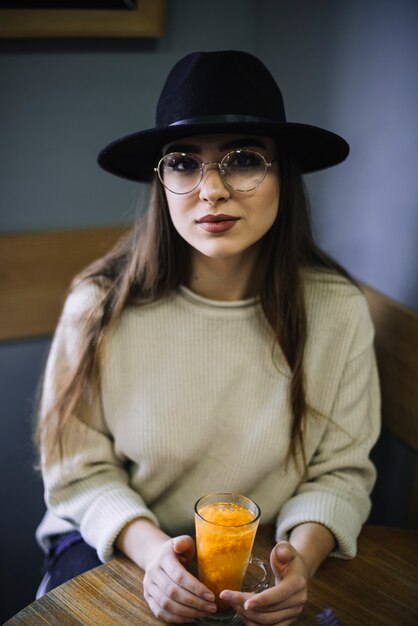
top-left (178, 285), bottom-right (259, 310)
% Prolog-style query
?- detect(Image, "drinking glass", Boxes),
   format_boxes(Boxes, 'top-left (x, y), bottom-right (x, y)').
top-left (194, 492), bottom-right (262, 624)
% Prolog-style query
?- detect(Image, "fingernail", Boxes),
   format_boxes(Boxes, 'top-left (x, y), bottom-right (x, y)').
top-left (203, 592), bottom-right (215, 602)
top-left (277, 547), bottom-right (292, 561)
top-left (204, 604), bottom-right (217, 613)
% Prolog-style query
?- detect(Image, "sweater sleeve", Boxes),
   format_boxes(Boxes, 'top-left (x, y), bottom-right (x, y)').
top-left (276, 294), bottom-right (381, 559)
top-left (39, 282), bottom-right (159, 562)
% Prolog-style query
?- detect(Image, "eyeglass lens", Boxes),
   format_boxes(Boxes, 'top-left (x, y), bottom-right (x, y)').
top-left (158, 149), bottom-right (269, 194)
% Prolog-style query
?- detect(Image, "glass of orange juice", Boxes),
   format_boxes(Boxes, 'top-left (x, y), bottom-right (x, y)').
top-left (194, 492), bottom-right (261, 624)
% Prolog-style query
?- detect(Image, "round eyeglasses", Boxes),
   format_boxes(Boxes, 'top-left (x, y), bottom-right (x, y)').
top-left (154, 149), bottom-right (276, 195)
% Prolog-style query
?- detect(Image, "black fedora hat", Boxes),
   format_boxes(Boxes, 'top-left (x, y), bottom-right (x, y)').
top-left (98, 50), bottom-right (349, 182)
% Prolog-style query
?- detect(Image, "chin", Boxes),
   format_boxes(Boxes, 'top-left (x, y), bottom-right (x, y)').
top-left (198, 243), bottom-right (246, 259)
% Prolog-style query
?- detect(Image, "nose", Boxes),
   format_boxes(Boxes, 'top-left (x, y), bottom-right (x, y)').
top-left (198, 164), bottom-right (231, 204)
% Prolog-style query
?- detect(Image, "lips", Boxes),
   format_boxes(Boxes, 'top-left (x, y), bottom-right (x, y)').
top-left (197, 214), bottom-right (238, 223)
top-left (197, 214), bottom-right (240, 233)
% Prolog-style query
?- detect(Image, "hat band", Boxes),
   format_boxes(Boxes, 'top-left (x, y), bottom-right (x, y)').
top-left (169, 114), bottom-right (279, 127)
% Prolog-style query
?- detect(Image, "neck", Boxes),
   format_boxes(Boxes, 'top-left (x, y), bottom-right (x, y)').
top-left (188, 248), bottom-right (260, 301)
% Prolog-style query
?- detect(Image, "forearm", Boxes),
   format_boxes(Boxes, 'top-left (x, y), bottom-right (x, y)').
top-left (288, 522), bottom-right (336, 578)
top-left (115, 517), bottom-right (171, 570)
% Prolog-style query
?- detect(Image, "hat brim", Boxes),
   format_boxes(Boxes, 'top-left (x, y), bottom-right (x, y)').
top-left (97, 121), bottom-right (349, 182)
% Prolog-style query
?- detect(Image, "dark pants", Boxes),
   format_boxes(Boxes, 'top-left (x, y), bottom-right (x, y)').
top-left (37, 531), bottom-right (102, 597)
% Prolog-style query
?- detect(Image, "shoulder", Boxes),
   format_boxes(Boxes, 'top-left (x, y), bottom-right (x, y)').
top-left (303, 268), bottom-right (374, 358)
top-left (61, 277), bottom-right (107, 323)
top-left (43, 279), bottom-right (107, 377)
top-left (303, 267), bottom-right (360, 300)
top-left (50, 278), bottom-right (108, 350)
top-left (303, 268), bottom-right (368, 316)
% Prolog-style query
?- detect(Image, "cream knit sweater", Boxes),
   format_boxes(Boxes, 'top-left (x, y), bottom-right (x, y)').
top-left (36, 270), bottom-right (380, 563)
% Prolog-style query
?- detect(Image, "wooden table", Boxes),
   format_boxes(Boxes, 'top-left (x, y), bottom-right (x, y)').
top-left (6, 525), bottom-right (418, 625)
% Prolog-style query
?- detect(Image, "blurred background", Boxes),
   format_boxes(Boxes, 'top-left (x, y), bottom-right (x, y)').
top-left (0, 0), bottom-right (417, 621)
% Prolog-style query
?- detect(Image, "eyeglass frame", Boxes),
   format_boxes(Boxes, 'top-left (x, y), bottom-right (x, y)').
top-left (154, 148), bottom-right (277, 195)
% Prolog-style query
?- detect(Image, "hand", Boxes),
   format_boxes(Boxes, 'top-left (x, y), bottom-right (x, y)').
top-left (143, 535), bottom-right (217, 624)
top-left (219, 541), bottom-right (308, 625)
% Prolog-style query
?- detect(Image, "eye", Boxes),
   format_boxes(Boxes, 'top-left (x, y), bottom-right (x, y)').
top-left (225, 150), bottom-right (263, 169)
top-left (164, 153), bottom-right (200, 173)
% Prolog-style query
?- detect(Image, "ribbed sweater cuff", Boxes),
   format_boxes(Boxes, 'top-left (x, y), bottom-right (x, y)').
top-left (275, 491), bottom-right (363, 559)
top-left (80, 487), bottom-right (160, 562)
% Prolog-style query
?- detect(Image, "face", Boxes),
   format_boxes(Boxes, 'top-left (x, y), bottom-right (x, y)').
top-left (160, 134), bottom-right (280, 264)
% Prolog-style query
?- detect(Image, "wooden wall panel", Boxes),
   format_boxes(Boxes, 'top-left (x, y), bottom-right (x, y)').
top-left (363, 285), bottom-right (418, 452)
top-left (0, 226), bottom-right (127, 340)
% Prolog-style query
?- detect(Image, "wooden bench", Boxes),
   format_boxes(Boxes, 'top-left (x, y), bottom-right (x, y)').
top-left (362, 285), bottom-right (418, 527)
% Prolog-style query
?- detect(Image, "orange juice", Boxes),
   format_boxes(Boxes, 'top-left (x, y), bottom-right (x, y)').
top-left (195, 500), bottom-right (259, 610)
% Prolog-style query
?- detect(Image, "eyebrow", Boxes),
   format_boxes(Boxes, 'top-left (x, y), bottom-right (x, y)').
top-left (164, 137), bottom-right (268, 155)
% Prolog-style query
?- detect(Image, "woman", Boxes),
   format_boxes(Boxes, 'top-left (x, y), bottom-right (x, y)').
top-left (36, 51), bottom-right (380, 625)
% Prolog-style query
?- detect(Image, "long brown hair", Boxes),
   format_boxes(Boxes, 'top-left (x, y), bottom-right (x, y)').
top-left (37, 149), bottom-right (354, 468)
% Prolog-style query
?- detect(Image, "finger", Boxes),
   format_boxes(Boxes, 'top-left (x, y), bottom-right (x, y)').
top-left (162, 551), bottom-right (215, 602)
top-left (239, 583), bottom-right (293, 610)
top-left (144, 584), bottom-right (216, 621)
top-left (219, 590), bottom-right (254, 608)
top-left (236, 603), bottom-right (304, 625)
top-left (245, 586), bottom-right (286, 610)
top-left (221, 583), bottom-right (305, 612)
top-left (244, 586), bottom-right (307, 612)
top-left (275, 546), bottom-right (293, 567)
top-left (172, 535), bottom-right (195, 562)
top-left (270, 542), bottom-right (297, 580)
top-left (152, 567), bottom-right (217, 612)
top-left (145, 592), bottom-right (197, 624)
top-left (245, 570), bottom-right (306, 611)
